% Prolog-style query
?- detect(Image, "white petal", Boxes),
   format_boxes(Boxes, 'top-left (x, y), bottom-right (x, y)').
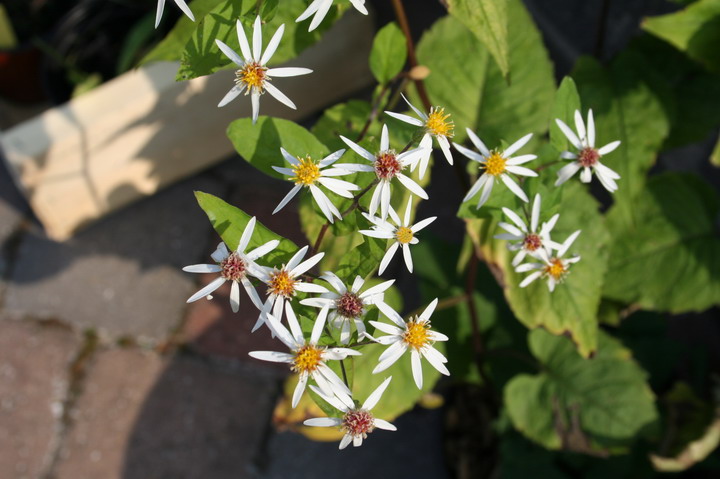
top-left (418, 298), bottom-right (438, 323)
top-left (555, 162), bottom-right (581, 186)
top-left (173, 0), bottom-right (194, 21)
top-left (292, 374), bottom-right (308, 408)
top-left (506, 154), bottom-right (537, 165)
top-left (595, 161), bottom-right (621, 179)
top-left (373, 344), bottom-right (407, 373)
top-left (285, 303), bottom-right (305, 345)
top-left (396, 174), bottom-right (428, 199)
top-left (182, 264), bottom-right (222, 273)
top-left (369, 320), bottom-right (403, 335)
top-left (558, 230), bottom-right (581, 257)
top-left (422, 347), bottom-right (450, 376)
top-left (505, 165), bottom-right (538, 177)
top-left (503, 133), bottom-right (533, 157)
top-left (530, 194), bottom-right (541, 232)
top-left (385, 111), bottom-right (424, 127)
top-left (580, 167), bottom-right (592, 183)
top-left (218, 84), bottom-right (245, 107)
top-left (252, 16), bottom-right (262, 62)
top-left (229, 280), bottom-right (240, 313)
top-left (295, 282), bottom-right (328, 294)
top-left (238, 217), bottom-right (256, 253)
top-left (463, 174), bottom-right (488, 203)
top-left (246, 239), bottom-right (279, 261)
top-left (501, 207), bottom-right (527, 233)
top-left (466, 128), bottom-right (491, 156)
top-left (215, 39), bottom-right (244, 67)
top-left (411, 349), bottom-right (424, 389)
top-left (310, 184), bottom-right (340, 222)
top-left (555, 119), bottom-right (582, 150)
top-left (362, 376), bottom-right (393, 410)
top-left (374, 419), bottom-right (397, 431)
top-left (187, 277), bottom-right (225, 303)
top-left (264, 82), bottom-right (297, 110)
top-left (308, 0), bottom-right (333, 31)
top-left (380, 124), bottom-right (389, 151)
top-left (273, 185), bottom-right (302, 214)
top-left (454, 142), bottom-right (485, 163)
top-left (339, 434), bottom-right (353, 450)
top-left (251, 91), bottom-right (260, 124)
top-left (402, 244), bottom-right (413, 273)
top-left (339, 136), bottom-right (375, 162)
top-left (248, 350), bottom-right (293, 363)
top-left (501, 175), bottom-right (528, 202)
top-left (587, 109), bottom-right (596, 147)
top-left (598, 140), bottom-right (621, 156)
top-left (411, 216), bottom-right (436, 233)
top-left (236, 19), bottom-right (252, 62)
top-left (574, 110), bottom-right (587, 145)
top-left (155, 0), bottom-right (165, 28)
top-left (304, 417), bottom-right (343, 427)
top-left (477, 176), bottom-right (494, 208)
top-left (378, 242), bottom-right (400, 275)
top-left (380, 181), bottom-right (392, 220)
top-left (310, 305), bottom-right (329, 344)
top-left (296, 0), bottom-right (323, 22)
top-left (317, 177), bottom-right (358, 197)
top-left (260, 24), bottom-right (285, 65)
top-left (519, 271), bottom-right (542, 288)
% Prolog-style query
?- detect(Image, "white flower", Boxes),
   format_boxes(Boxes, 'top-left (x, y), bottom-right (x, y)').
top-left (385, 93), bottom-right (454, 178)
top-left (296, 0), bottom-right (368, 32)
top-left (515, 230), bottom-right (582, 292)
top-left (272, 148), bottom-right (358, 223)
top-left (215, 16), bottom-right (313, 123)
top-left (155, 0), bottom-right (194, 28)
top-left (338, 124), bottom-right (429, 220)
top-left (249, 305), bottom-right (361, 408)
top-left (182, 217), bottom-right (277, 313)
top-left (359, 199), bottom-right (436, 275)
top-left (555, 109), bottom-right (621, 192)
top-left (454, 129), bottom-right (538, 208)
top-left (251, 245), bottom-right (328, 332)
top-left (303, 376), bottom-right (397, 449)
top-left (494, 194), bottom-right (562, 267)
top-left (300, 272), bottom-right (395, 344)
top-left (368, 299), bottom-right (449, 389)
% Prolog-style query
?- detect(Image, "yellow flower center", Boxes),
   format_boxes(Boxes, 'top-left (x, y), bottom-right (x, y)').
top-left (269, 270), bottom-right (296, 298)
top-left (395, 226), bottom-right (414, 244)
top-left (484, 152), bottom-right (507, 176)
top-left (425, 107), bottom-right (454, 138)
top-left (236, 62), bottom-right (267, 90)
top-left (292, 345), bottom-right (323, 373)
top-left (545, 258), bottom-right (566, 280)
top-left (291, 157), bottom-right (321, 186)
top-left (403, 320), bottom-right (430, 350)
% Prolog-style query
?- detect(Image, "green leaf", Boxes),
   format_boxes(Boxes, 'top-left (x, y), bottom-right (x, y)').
top-left (549, 77), bottom-right (582, 153)
top-left (176, 0), bottom-right (338, 81)
top-left (446, 0), bottom-right (510, 79)
top-left (227, 116), bottom-right (329, 180)
top-left (603, 173), bottom-right (720, 313)
top-left (417, 0), bottom-right (554, 146)
top-left (503, 182), bottom-right (608, 358)
top-left (505, 329), bottom-right (658, 454)
top-left (334, 236), bottom-right (386, 283)
top-left (368, 22), bottom-right (407, 84)
top-left (194, 191), bottom-right (297, 265)
top-left (140, 0), bottom-right (226, 65)
top-left (571, 54), bottom-right (670, 227)
top-left (643, 0), bottom-right (720, 73)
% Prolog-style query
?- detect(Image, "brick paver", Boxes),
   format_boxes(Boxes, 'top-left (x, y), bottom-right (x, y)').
top-left (0, 320), bottom-right (79, 479)
top-left (54, 348), bottom-right (280, 479)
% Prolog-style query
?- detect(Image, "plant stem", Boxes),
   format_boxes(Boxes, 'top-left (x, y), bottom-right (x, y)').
top-left (390, 0), bottom-right (432, 111)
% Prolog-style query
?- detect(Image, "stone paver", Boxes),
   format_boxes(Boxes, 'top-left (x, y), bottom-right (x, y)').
top-left (2, 174), bottom-right (225, 340)
top-left (54, 348), bottom-right (279, 479)
top-left (0, 320), bottom-right (79, 479)
top-left (261, 406), bottom-right (450, 479)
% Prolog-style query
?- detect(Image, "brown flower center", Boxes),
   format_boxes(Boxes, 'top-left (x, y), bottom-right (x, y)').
top-left (374, 151), bottom-right (402, 180)
top-left (523, 234), bottom-right (542, 252)
top-left (578, 147), bottom-right (599, 167)
top-left (336, 292), bottom-right (364, 319)
top-left (220, 252), bottom-right (246, 281)
top-left (342, 409), bottom-right (375, 437)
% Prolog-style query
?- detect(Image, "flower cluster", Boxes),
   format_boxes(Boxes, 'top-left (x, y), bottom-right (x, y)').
top-left (176, 9), bottom-right (625, 450)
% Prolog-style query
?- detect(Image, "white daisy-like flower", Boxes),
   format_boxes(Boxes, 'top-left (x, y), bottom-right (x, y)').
top-left (494, 194), bottom-right (563, 267)
top-left (215, 16), bottom-right (313, 123)
top-left (296, 0), bottom-right (368, 32)
top-left (515, 230), bottom-right (582, 292)
top-left (182, 217), bottom-right (277, 313)
top-left (155, 0), bottom-right (195, 28)
top-left (359, 199), bottom-right (436, 275)
top-left (249, 305), bottom-right (360, 408)
top-left (454, 129), bottom-right (538, 208)
top-left (300, 273), bottom-right (395, 344)
top-left (272, 148), bottom-right (358, 223)
top-left (385, 93), bottom-right (454, 178)
top-left (303, 376), bottom-right (397, 449)
top-left (555, 109), bottom-right (621, 192)
top-left (368, 299), bottom-right (449, 389)
top-left (252, 245), bottom-right (328, 332)
top-left (338, 124), bottom-right (429, 220)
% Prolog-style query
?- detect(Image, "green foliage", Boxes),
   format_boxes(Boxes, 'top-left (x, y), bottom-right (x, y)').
top-left (194, 191), bottom-right (298, 265)
top-left (603, 173), bottom-right (720, 313)
top-left (446, 0), bottom-right (510, 80)
top-left (369, 22), bottom-right (407, 85)
top-left (417, 0), bottom-right (554, 145)
top-left (549, 77), bottom-right (582, 153)
top-left (505, 329), bottom-right (658, 454)
top-left (140, 0), bottom-right (225, 65)
top-left (572, 54), bottom-right (670, 227)
top-left (227, 116), bottom-right (329, 180)
top-left (643, 0), bottom-right (720, 73)
top-left (175, 0), bottom-right (339, 81)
